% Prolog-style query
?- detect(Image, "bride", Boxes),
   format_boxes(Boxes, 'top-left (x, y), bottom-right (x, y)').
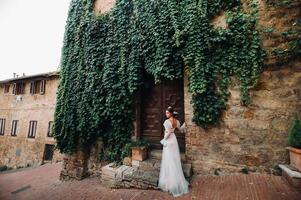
top-left (158, 106), bottom-right (189, 197)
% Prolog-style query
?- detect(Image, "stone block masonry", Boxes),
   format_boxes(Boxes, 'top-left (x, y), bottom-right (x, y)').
top-left (184, 0), bottom-right (301, 175)
top-left (185, 60), bottom-right (301, 174)
top-left (0, 73), bottom-right (62, 168)
top-left (101, 162), bottom-right (160, 189)
top-left (59, 0), bottom-right (301, 181)
top-left (100, 156), bottom-right (192, 190)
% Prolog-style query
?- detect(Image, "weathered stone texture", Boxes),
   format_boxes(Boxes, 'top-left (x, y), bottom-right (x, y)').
top-left (57, 0), bottom-right (301, 181)
top-left (0, 75), bottom-right (62, 168)
top-left (60, 150), bottom-right (89, 180)
top-left (60, 139), bottom-right (104, 180)
top-left (94, 0), bottom-right (116, 15)
top-left (184, 0), bottom-right (301, 175)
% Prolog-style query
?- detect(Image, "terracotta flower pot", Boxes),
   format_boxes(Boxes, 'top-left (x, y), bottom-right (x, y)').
top-left (286, 147), bottom-right (301, 172)
top-left (131, 147), bottom-right (148, 161)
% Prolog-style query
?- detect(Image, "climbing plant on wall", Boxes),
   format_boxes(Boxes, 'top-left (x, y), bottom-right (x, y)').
top-left (54, 0), bottom-right (265, 162)
top-left (264, 0), bottom-right (301, 65)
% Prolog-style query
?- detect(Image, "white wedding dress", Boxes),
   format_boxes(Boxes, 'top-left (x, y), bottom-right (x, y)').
top-left (158, 119), bottom-right (189, 197)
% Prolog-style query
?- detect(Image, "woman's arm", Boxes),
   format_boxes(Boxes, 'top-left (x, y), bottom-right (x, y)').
top-left (177, 120), bottom-right (186, 133)
top-left (164, 124), bottom-right (172, 139)
top-left (163, 120), bottom-right (172, 139)
top-left (161, 121), bottom-right (171, 146)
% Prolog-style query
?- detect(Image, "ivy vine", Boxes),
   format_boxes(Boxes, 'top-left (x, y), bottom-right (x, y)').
top-left (54, 0), bottom-right (265, 162)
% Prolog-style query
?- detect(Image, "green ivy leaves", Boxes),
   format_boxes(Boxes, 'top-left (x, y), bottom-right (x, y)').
top-left (54, 0), bottom-right (264, 162)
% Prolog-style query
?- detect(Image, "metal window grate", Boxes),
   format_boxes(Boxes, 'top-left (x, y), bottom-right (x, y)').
top-left (11, 120), bottom-right (18, 136)
top-left (47, 121), bottom-right (54, 137)
top-left (28, 121), bottom-right (37, 138)
top-left (0, 119), bottom-right (5, 135)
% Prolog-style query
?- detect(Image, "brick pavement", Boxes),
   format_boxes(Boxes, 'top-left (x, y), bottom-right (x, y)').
top-left (0, 162), bottom-right (300, 200)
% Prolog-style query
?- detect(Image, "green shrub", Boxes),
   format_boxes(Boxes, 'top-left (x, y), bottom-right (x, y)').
top-left (120, 143), bottom-right (132, 159)
top-left (121, 139), bottom-right (151, 159)
top-left (288, 118), bottom-right (301, 148)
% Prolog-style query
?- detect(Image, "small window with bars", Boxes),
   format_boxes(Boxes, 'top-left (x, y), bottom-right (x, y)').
top-left (0, 119), bottom-right (5, 135)
top-left (47, 121), bottom-right (54, 137)
top-left (12, 82), bottom-right (25, 95)
top-left (11, 120), bottom-right (18, 136)
top-left (28, 121), bottom-right (37, 138)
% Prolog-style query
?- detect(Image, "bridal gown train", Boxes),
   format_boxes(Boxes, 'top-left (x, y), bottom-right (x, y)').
top-left (158, 119), bottom-right (189, 197)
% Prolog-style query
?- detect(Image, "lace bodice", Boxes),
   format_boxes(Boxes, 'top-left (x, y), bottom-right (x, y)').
top-left (163, 119), bottom-right (185, 139)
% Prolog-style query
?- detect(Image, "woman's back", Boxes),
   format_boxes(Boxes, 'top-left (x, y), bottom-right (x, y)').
top-left (164, 119), bottom-right (182, 134)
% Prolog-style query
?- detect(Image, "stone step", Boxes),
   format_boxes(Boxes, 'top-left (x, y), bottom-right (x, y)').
top-left (132, 158), bottom-right (192, 179)
top-left (279, 164), bottom-right (301, 188)
top-left (149, 149), bottom-right (186, 162)
top-left (101, 161), bottom-right (192, 190)
top-left (101, 162), bottom-right (159, 189)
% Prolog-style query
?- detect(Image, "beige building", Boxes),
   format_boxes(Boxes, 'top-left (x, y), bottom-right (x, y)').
top-left (0, 71), bottom-right (62, 168)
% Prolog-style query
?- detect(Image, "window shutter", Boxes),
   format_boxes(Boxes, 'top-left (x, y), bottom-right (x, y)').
top-left (40, 80), bottom-right (46, 94)
top-left (34, 121), bottom-right (37, 137)
top-left (30, 81), bottom-right (34, 95)
top-left (12, 83), bottom-right (16, 95)
top-left (20, 83), bottom-right (25, 94)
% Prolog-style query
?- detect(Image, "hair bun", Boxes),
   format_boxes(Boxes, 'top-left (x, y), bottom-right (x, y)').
top-left (166, 106), bottom-right (179, 117)
top-left (167, 106), bottom-right (174, 113)
top-left (173, 111), bottom-right (179, 116)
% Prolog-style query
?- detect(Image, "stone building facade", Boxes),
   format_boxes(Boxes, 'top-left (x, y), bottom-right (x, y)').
top-left (63, 0), bottom-right (301, 181)
top-left (0, 71), bottom-right (62, 168)
top-left (184, 0), bottom-right (301, 174)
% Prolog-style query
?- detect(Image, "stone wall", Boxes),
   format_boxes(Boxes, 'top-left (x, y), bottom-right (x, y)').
top-left (93, 0), bottom-right (116, 15)
top-left (184, 1), bottom-right (301, 175)
top-left (0, 136), bottom-right (61, 168)
top-left (60, 139), bottom-right (104, 180)
top-left (0, 75), bottom-right (62, 168)
top-left (60, 0), bottom-right (301, 179)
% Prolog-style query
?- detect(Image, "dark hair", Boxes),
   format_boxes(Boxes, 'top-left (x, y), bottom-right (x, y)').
top-left (166, 106), bottom-right (178, 117)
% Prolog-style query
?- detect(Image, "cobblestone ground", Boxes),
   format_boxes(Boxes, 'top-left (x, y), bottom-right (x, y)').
top-left (0, 162), bottom-right (300, 200)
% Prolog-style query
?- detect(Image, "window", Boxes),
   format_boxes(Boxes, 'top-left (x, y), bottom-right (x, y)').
top-left (12, 82), bottom-right (25, 95)
top-left (4, 85), bottom-right (10, 93)
top-left (30, 80), bottom-right (46, 95)
top-left (47, 121), bottom-right (54, 137)
top-left (0, 119), bottom-right (5, 135)
top-left (11, 120), bottom-right (18, 136)
top-left (28, 121), bottom-right (37, 138)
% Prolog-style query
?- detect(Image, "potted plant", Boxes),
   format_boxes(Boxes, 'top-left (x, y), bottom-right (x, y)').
top-left (131, 139), bottom-right (150, 161)
top-left (286, 117), bottom-right (301, 171)
top-left (121, 143), bottom-right (133, 166)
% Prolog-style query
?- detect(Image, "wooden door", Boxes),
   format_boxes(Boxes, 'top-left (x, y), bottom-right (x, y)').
top-left (139, 76), bottom-right (185, 152)
top-left (162, 79), bottom-right (185, 151)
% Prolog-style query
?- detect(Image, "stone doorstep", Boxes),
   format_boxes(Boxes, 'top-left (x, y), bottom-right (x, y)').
top-left (116, 165), bottom-right (131, 179)
top-left (100, 157), bottom-right (192, 190)
top-left (123, 167), bottom-right (137, 181)
top-left (149, 149), bottom-right (186, 162)
top-left (279, 164), bottom-right (301, 188)
top-left (132, 158), bottom-right (159, 170)
top-left (132, 158), bottom-right (192, 178)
